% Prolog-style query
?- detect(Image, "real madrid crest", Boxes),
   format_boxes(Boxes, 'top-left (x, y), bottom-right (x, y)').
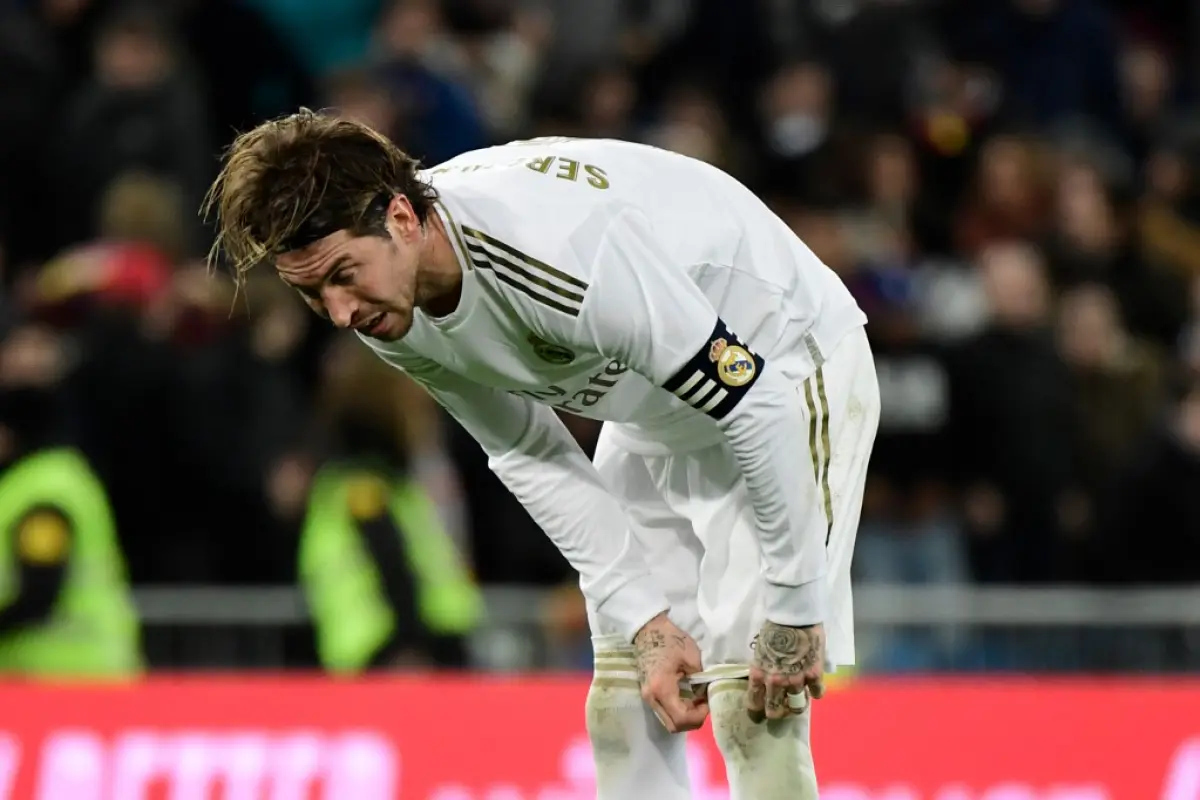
top-left (709, 337), bottom-right (757, 387)
top-left (528, 334), bottom-right (576, 365)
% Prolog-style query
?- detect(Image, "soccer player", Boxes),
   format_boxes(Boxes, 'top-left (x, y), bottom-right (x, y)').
top-left (206, 111), bottom-right (880, 799)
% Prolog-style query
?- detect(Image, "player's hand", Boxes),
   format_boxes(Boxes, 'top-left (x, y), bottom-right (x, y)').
top-left (746, 621), bottom-right (826, 721)
top-left (633, 612), bottom-right (709, 733)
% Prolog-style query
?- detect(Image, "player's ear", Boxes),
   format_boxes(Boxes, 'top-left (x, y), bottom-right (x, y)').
top-left (386, 193), bottom-right (413, 222)
top-left (385, 193), bottom-right (403, 218)
top-left (386, 194), bottom-right (421, 241)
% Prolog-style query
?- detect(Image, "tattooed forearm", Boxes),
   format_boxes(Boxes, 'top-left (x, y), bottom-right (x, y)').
top-left (634, 627), bottom-right (687, 683)
top-left (752, 622), bottom-right (824, 675)
top-left (634, 628), bottom-right (665, 682)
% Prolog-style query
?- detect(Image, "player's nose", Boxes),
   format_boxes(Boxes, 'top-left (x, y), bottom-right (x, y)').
top-left (324, 291), bottom-right (358, 329)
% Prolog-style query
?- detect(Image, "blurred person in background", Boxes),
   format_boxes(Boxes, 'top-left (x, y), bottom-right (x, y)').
top-left (325, 68), bottom-right (403, 142)
top-left (1097, 379), bottom-right (1200, 585)
top-left (0, 0), bottom-right (62, 268)
top-left (801, 0), bottom-right (934, 132)
top-left (213, 272), bottom-right (313, 584)
top-left (370, 0), bottom-right (489, 163)
top-left (852, 268), bottom-right (968, 672)
top-left (533, 0), bottom-right (689, 107)
top-left (949, 241), bottom-right (1074, 584)
top-left (299, 332), bottom-right (480, 672)
top-left (1179, 274), bottom-right (1200, 382)
top-left (955, 132), bottom-right (1053, 256)
top-left (0, 321), bottom-right (142, 678)
top-left (1137, 116), bottom-right (1200, 339)
top-left (755, 59), bottom-right (855, 204)
top-left (435, 0), bottom-right (549, 142)
top-left (1056, 282), bottom-right (1166, 578)
top-left (37, 170), bottom-right (187, 296)
top-left (1139, 117), bottom-right (1200, 268)
top-left (177, 0), bottom-right (317, 148)
top-left (571, 62), bottom-right (640, 142)
top-left (1090, 379), bottom-right (1200, 668)
top-left (953, 0), bottom-right (1122, 131)
top-left (1046, 148), bottom-right (1182, 347)
top-left (40, 172), bottom-right (309, 585)
top-left (846, 132), bottom-right (943, 262)
top-left (242, 0), bottom-right (382, 78)
top-left (1119, 38), bottom-right (1176, 164)
top-left (32, 171), bottom-right (179, 583)
top-left (903, 53), bottom-right (1001, 233)
top-left (642, 80), bottom-right (741, 172)
top-left (47, 2), bottom-right (211, 255)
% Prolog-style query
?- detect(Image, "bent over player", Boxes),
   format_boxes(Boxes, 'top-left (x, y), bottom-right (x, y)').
top-left (206, 111), bottom-right (880, 799)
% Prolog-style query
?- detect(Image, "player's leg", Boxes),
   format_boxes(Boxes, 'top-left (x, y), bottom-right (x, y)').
top-left (685, 326), bottom-right (881, 799)
top-left (584, 431), bottom-right (705, 800)
top-left (585, 633), bottom-right (696, 798)
top-left (708, 678), bottom-right (817, 800)
top-left (667, 450), bottom-right (822, 799)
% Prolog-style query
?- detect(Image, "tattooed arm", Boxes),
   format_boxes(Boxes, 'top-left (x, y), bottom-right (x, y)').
top-left (746, 621), bottom-right (826, 720)
top-left (633, 612), bottom-right (709, 733)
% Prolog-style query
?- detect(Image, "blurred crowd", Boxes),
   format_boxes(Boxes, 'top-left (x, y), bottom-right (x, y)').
top-left (1, 0), bottom-right (1199, 615)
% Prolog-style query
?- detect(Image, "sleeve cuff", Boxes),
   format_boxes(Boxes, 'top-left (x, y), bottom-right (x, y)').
top-left (593, 572), bottom-right (671, 643)
top-left (762, 577), bottom-right (826, 628)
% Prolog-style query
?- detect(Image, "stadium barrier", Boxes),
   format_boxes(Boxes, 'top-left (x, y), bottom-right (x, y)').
top-left (132, 585), bottom-right (1200, 670)
top-left (133, 585), bottom-right (1200, 627)
top-left (0, 675), bottom-right (1196, 799)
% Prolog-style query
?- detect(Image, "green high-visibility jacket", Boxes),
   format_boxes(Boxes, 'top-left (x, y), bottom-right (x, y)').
top-left (299, 466), bottom-right (481, 673)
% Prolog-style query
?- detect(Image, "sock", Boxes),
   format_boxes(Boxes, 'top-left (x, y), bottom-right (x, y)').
top-left (586, 635), bottom-right (692, 799)
top-left (707, 678), bottom-right (819, 800)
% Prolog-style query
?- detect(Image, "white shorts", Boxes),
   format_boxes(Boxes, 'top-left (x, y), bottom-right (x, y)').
top-left (588, 326), bottom-right (880, 669)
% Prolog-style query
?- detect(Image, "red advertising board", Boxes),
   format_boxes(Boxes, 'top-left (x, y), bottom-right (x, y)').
top-left (0, 676), bottom-right (1195, 799)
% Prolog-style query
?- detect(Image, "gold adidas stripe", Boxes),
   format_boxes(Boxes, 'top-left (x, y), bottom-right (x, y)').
top-left (460, 226), bottom-right (587, 317)
top-left (593, 649), bottom-right (633, 660)
top-left (815, 368), bottom-right (833, 541)
top-left (590, 676), bottom-right (641, 691)
top-left (804, 368), bottom-right (834, 545)
top-left (462, 226), bottom-right (588, 290)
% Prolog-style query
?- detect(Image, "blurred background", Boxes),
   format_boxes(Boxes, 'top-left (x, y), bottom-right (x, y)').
top-left (0, 0), bottom-right (1198, 681)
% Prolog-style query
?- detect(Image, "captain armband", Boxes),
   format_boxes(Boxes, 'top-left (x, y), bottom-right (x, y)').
top-left (661, 318), bottom-right (766, 421)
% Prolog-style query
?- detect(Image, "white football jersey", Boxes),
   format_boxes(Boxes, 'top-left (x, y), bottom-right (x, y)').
top-left (360, 138), bottom-right (867, 640)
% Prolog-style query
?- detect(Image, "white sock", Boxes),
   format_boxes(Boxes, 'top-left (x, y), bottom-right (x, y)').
top-left (587, 635), bottom-right (692, 800)
top-left (708, 678), bottom-right (819, 800)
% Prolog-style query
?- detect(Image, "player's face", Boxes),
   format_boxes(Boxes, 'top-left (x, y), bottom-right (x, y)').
top-left (276, 197), bottom-right (423, 341)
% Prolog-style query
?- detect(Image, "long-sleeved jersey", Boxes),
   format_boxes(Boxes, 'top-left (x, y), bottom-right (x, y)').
top-left (360, 137), bottom-right (867, 642)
